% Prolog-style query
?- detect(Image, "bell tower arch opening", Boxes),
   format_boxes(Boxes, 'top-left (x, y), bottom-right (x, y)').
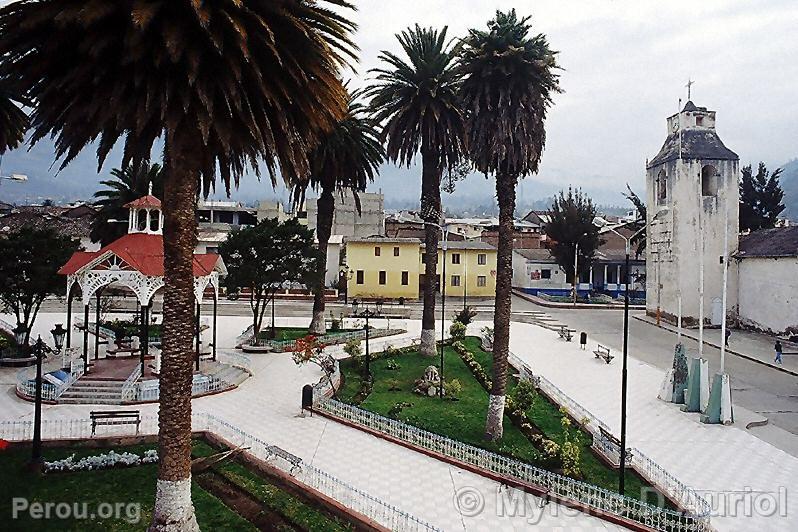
top-left (701, 164), bottom-right (718, 197)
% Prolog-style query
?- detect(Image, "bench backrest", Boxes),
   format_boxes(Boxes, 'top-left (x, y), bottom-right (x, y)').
top-left (91, 410), bottom-right (140, 418)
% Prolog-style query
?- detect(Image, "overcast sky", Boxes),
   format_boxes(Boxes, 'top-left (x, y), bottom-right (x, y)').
top-left (1, 0), bottom-right (796, 207)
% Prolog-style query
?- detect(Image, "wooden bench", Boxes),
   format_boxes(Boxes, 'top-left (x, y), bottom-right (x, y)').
top-left (268, 444), bottom-right (302, 472)
top-left (593, 344), bottom-right (613, 364)
top-left (597, 426), bottom-right (633, 466)
top-left (557, 326), bottom-right (573, 342)
top-left (90, 410), bottom-right (141, 436)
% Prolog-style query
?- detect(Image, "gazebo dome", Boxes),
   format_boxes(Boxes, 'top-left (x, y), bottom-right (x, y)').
top-left (124, 183), bottom-right (163, 235)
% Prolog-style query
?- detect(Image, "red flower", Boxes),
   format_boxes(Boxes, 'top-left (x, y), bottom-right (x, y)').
top-left (0, 439), bottom-right (9, 451)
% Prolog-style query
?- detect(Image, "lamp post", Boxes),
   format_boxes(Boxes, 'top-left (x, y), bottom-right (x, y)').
top-left (51, 323), bottom-right (67, 370)
top-left (573, 232), bottom-right (588, 306)
top-left (597, 221), bottom-right (645, 495)
top-left (351, 299), bottom-right (381, 379)
top-left (339, 265), bottom-right (353, 305)
top-left (30, 336), bottom-right (45, 471)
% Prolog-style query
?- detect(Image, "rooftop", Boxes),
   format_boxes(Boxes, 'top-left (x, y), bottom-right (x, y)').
top-left (737, 226), bottom-right (798, 258)
top-left (347, 235), bottom-right (421, 244)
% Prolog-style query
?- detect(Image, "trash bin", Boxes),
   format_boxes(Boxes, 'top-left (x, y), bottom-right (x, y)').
top-left (301, 384), bottom-right (314, 414)
top-left (580, 332), bottom-right (587, 350)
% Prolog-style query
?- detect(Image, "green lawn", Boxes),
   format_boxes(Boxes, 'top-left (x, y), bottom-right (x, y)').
top-left (257, 326), bottom-right (357, 341)
top-left (339, 337), bottom-right (661, 503)
top-left (1, 440), bottom-right (353, 531)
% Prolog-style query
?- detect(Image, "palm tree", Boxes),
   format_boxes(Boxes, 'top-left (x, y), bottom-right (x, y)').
top-left (367, 25), bottom-right (466, 356)
top-left (0, 2), bottom-right (355, 529)
top-left (301, 90), bottom-right (385, 335)
top-left (91, 163), bottom-right (164, 246)
top-left (0, 87), bottom-right (28, 154)
top-left (459, 10), bottom-right (561, 441)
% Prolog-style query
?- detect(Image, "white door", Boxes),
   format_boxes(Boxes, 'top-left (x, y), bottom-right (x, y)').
top-left (711, 297), bottom-right (722, 326)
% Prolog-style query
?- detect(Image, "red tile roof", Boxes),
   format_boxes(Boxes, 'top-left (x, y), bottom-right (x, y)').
top-left (58, 233), bottom-right (220, 277)
top-left (124, 195), bottom-right (162, 209)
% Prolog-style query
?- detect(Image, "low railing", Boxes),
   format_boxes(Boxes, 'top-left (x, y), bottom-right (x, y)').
top-left (15, 349), bottom-right (84, 401)
top-left (121, 365), bottom-right (142, 402)
top-left (215, 351), bottom-right (252, 373)
top-left (314, 395), bottom-right (710, 532)
top-left (0, 412), bottom-right (439, 532)
top-left (507, 351), bottom-right (712, 525)
top-left (250, 328), bottom-right (404, 352)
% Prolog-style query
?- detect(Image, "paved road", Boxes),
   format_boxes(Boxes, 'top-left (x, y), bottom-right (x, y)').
top-left (511, 295), bottom-right (798, 440)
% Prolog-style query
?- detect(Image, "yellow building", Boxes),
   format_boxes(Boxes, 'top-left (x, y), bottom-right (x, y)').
top-left (346, 237), bottom-right (421, 299)
top-left (425, 241), bottom-right (497, 297)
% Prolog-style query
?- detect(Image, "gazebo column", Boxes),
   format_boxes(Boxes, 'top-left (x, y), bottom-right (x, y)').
top-left (94, 289), bottom-right (102, 361)
top-left (66, 285), bottom-right (74, 349)
top-left (139, 304), bottom-right (147, 377)
top-left (83, 303), bottom-right (90, 373)
top-left (195, 302), bottom-right (201, 371)
top-left (212, 292), bottom-right (218, 362)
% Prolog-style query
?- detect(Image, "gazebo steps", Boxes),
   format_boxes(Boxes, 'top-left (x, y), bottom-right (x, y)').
top-left (59, 397), bottom-right (123, 405)
top-left (59, 379), bottom-right (125, 403)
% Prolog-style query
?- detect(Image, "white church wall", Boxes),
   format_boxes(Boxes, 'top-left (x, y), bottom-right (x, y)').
top-left (736, 257), bottom-right (798, 335)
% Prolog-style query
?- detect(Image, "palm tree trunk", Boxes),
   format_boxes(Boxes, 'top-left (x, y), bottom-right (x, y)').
top-left (420, 146), bottom-right (440, 357)
top-left (150, 128), bottom-right (200, 532)
top-left (485, 172), bottom-right (517, 442)
top-left (309, 188), bottom-right (335, 335)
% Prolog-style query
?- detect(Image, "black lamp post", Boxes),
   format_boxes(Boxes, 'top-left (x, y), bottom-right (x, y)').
top-left (351, 299), bottom-right (380, 379)
top-left (30, 336), bottom-right (45, 471)
top-left (51, 323), bottom-right (66, 370)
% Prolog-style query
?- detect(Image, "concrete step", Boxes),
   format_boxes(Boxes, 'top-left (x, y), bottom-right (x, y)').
top-left (58, 397), bottom-right (123, 405)
top-left (72, 380), bottom-right (125, 388)
top-left (61, 387), bottom-right (124, 395)
top-left (60, 389), bottom-right (123, 398)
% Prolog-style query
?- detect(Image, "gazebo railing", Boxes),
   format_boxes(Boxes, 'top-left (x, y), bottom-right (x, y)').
top-left (15, 348), bottom-right (85, 401)
top-left (121, 365), bottom-right (142, 402)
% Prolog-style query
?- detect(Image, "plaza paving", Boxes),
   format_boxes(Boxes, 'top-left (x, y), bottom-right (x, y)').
top-left (3, 311), bottom-right (798, 530)
top-left (1, 312), bottom-right (621, 531)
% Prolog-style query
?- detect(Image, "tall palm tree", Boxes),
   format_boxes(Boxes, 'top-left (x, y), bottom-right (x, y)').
top-left (91, 163), bottom-right (164, 246)
top-left (367, 25), bottom-right (466, 357)
top-left (301, 90), bottom-right (385, 335)
top-left (0, 87), bottom-right (28, 154)
top-left (0, 1), bottom-right (355, 529)
top-left (459, 10), bottom-right (561, 441)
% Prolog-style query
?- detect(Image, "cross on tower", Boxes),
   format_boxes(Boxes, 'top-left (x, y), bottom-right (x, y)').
top-left (685, 78), bottom-right (694, 100)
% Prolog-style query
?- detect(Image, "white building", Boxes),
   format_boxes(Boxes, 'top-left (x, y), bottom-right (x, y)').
top-left (196, 200), bottom-right (257, 254)
top-left (645, 101), bottom-right (739, 325)
top-left (305, 190), bottom-right (384, 238)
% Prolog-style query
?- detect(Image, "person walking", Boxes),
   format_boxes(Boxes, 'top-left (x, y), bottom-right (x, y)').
top-left (774, 340), bottom-right (783, 365)
top-left (725, 329), bottom-right (731, 347)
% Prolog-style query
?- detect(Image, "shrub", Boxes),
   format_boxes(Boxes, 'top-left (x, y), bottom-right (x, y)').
top-left (383, 344), bottom-right (401, 357)
top-left (343, 338), bottom-right (363, 367)
top-left (449, 321), bottom-right (467, 342)
top-left (443, 378), bottom-right (463, 399)
top-left (453, 306), bottom-right (478, 325)
top-left (385, 358), bottom-right (401, 371)
top-left (511, 379), bottom-right (537, 412)
top-left (480, 326), bottom-right (494, 351)
top-left (388, 401), bottom-right (413, 419)
top-left (329, 311), bottom-right (340, 332)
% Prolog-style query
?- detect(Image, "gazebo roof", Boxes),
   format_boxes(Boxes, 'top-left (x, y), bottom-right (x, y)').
top-left (58, 233), bottom-right (222, 277)
top-left (124, 195), bottom-right (162, 209)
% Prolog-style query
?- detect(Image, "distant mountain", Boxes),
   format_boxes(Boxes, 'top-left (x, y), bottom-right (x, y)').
top-left (780, 158), bottom-right (798, 220)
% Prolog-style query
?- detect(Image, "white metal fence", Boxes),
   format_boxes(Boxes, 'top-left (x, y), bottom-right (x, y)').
top-left (0, 411), bottom-right (439, 532)
top-left (507, 351), bottom-right (712, 524)
top-left (313, 394), bottom-right (711, 532)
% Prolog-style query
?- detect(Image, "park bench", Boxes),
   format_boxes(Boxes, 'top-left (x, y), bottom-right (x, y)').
top-left (90, 410), bottom-right (141, 436)
top-left (557, 326), bottom-right (573, 342)
top-left (268, 444), bottom-right (303, 472)
top-left (597, 426), bottom-right (633, 466)
top-left (593, 344), bottom-right (613, 364)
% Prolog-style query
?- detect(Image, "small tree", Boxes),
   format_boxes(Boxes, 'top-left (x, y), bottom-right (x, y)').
top-left (220, 218), bottom-right (321, 339)
top-left (0, 227), bottom-right (79, 345)
top-left (740, 162), bottom-right (785, 232)
top-left (624, 184), bottom-right (646, 257)
top-left (453, 306), bottom-right (478, 325)
top-left (546, 188), bottom-right (602, 283)
top-left (292, 335), bottom-right (337, 398)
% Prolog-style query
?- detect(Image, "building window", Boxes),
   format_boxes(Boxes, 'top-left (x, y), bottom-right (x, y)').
top-left (379, 271), bottom-right (386, 285)
top-left (421, 253), bottom-right (427, 264)
top-left (401, 271), bottom-right (409, 285)
top-left (541, 269), bottom-right (552, 279)
top-left (375, 246), bottom-right (381, 256)
top-left (656, 169), bottom-right (667, 205)
top-left (393, 246), bottom-right (400, 257)
top-left (477, 275), bottom-right (486, 287)
top-left (356, 270), bottom-right (364, 284)
top-left (696, 116), bottom-right (703, 126)
top-left (451, 275), bottom-right (461, 287)
top-left (701, 164), bottom-right (718, 197)
top-left (477, 253), bottom-right (486, 265)
top-left (451, 253), bottom-right (461, 265)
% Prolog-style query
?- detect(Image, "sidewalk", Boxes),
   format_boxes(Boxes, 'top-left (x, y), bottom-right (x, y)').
top-left (634, 315), bottom-right (798, 377)
top-left (504, 320), bottom-right (798, 532)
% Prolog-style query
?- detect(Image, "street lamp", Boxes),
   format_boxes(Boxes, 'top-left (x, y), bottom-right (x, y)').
top-left (51, 323), bottom-right (67, 370)
top-left (339, 265), bottom-right (354, 304)
top-left (30, 335), bottom-right (45, 472)
top-left (573, 232), bottom-right (588, 306)
top-left (351, 299), bottom-right (381, 379)
top-left (596, 220), bottom-right (645, 495)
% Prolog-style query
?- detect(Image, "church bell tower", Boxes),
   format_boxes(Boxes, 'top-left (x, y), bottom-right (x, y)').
top-left (645, 100), bottom-right (739, 325)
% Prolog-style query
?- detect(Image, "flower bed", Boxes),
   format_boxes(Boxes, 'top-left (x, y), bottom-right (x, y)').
top-left (45, 449), bottom-right (158, 472)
